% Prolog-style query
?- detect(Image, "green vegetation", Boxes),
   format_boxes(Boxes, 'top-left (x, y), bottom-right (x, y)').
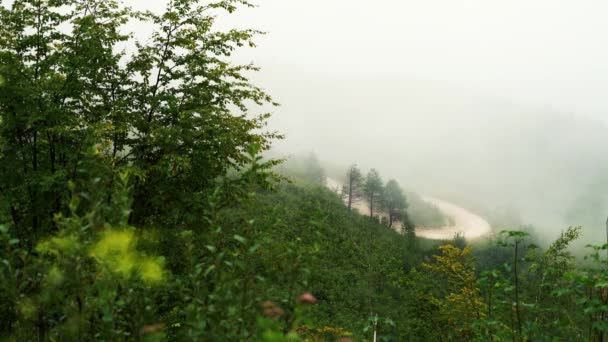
top-left (343, 164), bottom-right (364, 212)
top-left (276, 152), bottom-right (326, 186)
top-left (407, 192), bottom-right (454, 228)
top-left (363, 169), bottom-right (384, 219)
top-left (381, 179), bottom-right (408, 229)
top-left (1, 0), bottom-right (608, 341)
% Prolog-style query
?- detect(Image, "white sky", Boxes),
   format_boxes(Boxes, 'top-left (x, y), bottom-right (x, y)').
top-left (3, 0), bottom-right (607, 117)
top-left (203, 0), bottom-right (608, 120)
top-left (5, 0), bottom-right (599, 119)
top-left (6, 0), bottom-right (608, 232)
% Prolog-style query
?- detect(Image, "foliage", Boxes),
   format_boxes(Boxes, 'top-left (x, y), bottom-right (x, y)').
top-left (363, 169), bottom-right (383, 218)
top-left (0, 0), bottom-right (280, 244)
top-left (229, 182), bottom-right (425, 340)
top-left (381, 179), bottom-right (407, 229)
top-left (0, 0), bottom-right (295, 340)
top-left (343, 164), bottom-right (363, 212)
top-left (2, 0), bottom-right (608, 340)
top-left (276, 152), bottom-right (325, 186)
top-left (407, 192), bottom-right (454, 228)
top-left (423, 245), bottom-right (485, 340)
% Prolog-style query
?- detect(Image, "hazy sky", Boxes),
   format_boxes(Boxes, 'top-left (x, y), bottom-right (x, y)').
top-left (121, 0), bottom-right (608, 119)
top-left (2, 0), bottom-right (606, 118)
top-left (198, 0), bottom-right (608, 236)
top-left (7, 0), bottom-right (608, 235)
top-left (219, 0), bottom-right (608, 120)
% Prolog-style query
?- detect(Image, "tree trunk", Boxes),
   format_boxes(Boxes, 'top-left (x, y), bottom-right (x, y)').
top-left (348, 176), bottom-right (353, 211)
top-left (514, 241), bottom-right (523, 341)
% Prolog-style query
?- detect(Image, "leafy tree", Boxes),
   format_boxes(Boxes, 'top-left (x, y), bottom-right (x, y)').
top-left (0, 0), bottom-right (295, 340)
top-left (525, 227), bottom-right (582, 339)
top-left (344, 164), bottom-right (363, 212)
top-left (363, 169), bottom-right (383, 218)
top-left (423, 244), bottom-right (485, 340)
top-left (400, 268), bottom-right (445, 341)
top-left (499, 230), bottom-right (529, 341)
top-left (573, 244), bottom-right (608, 341)
top-left (0, 0), bottom-right (279, 243)
top-left (382, 179), bottom-right (407, 228)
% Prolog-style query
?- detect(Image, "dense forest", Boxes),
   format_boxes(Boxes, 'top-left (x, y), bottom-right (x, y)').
top-left (1, 0), bottom-right (608, 341)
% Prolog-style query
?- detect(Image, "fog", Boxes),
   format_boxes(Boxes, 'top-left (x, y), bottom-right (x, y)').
top-left (206, 0), bottom-right (608, 243)
top-left (121, 0), bottom-right (608, 242)
top-left (14, 0), bottom-right (608, 242)
top-left (263, 70), bottom-right (608, 243)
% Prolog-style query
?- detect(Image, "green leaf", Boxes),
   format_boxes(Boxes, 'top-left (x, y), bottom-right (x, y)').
top-left (248, 244), bottom-right (260, 254)
top-left (204, 265), bottom-right (215, 277)
top-left (595, 281), bottom-right (608, 288)
top-left (233, 235), bottom-right (247, 245)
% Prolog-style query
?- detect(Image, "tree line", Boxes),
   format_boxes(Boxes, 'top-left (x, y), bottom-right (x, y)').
top-left (342, 165), bottom-right (415, 236)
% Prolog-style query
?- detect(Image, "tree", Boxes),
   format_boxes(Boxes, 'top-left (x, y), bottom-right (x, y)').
top-left (304, 152), bottom-right (326, 185)
top-left (423, 245), bottom-right (486, 340)
top-left (452, 232), bottom-right (467, 249)
top-left (363, 169), bottom-right (383, 218)
top-left (499, 230), bottom-right (529, 341)
top-left (527, 227), bottom-right (581, 339)
top-left (382, 179), bottom-right (407, 228)
top-left (0, 0), bottom-right (279, 242)
top-left (401, 212), bottom-right (417, 249)
top-left (344, 164), bottom-right (363, 212)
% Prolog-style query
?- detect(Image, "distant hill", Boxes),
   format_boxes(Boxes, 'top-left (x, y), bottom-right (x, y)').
top-left (260, 69), bottom-right (608, 241)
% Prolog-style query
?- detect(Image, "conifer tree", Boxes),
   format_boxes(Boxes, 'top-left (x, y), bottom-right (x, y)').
top-left (382, 179), bottom-right (407, 228)
top-left (363, 169), bottom-right (383, 218)
top-left (344, 164), bottom-right (363, 212)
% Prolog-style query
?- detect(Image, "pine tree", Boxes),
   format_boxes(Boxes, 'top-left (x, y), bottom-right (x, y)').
top-left (382, 179), bottom-right (407, 228)
top-left (363, 169), bottom-right (383, 218)
top-left (345, 164), bottom-right (363, 212)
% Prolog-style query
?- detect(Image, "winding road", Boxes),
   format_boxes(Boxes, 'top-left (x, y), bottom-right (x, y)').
top-left (326, 178), bottom-right (491, 240)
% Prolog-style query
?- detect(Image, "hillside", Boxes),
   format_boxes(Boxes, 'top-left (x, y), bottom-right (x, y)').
top-left (3, 1), bottom-right (608, 341)
top-left (224, 182), bottom-right (433, 339)
top-left (264, 68), bottom-right (608, 242)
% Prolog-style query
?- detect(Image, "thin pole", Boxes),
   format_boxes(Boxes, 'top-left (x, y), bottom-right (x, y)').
top-left (373, 318), bottom-right (377, 342)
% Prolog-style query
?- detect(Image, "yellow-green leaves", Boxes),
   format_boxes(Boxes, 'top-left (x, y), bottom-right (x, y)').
top-left (46, 266), bottom-right (65, 287)
top-left (138, 258), bottom-right (164, 284)
top-left (18, 298), bottom-right (37, 321)
top-left (36, 228), bottom-right (167, 285)
top-left (90, 229), bottom-right (166, 285)
top-left (423, 244), bottom-right (485, 337)
top-left (36, 234), bottom-right (79, 257)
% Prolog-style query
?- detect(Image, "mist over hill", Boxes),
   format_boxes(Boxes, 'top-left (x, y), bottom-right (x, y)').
top-left (262, 69), bottom-right (608, 242)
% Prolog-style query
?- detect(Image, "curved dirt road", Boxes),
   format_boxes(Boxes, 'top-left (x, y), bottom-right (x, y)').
top-left (326, 178), bottom-right (491, 240)
top-left (415, 197), bottom-right (491, 240)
